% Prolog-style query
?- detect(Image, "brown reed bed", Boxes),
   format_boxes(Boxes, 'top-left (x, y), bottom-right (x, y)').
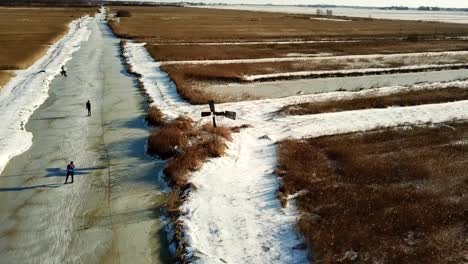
top-left (276, 122), bottom-right (468, 263)
top-left (280, 86), bottom-right (468, 115)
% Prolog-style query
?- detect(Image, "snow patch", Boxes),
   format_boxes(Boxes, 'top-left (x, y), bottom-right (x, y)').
top-left (122, 41), bottom-right (190, 119)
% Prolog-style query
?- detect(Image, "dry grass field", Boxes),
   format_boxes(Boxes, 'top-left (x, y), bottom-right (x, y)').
top-left (277, 122), bottom-right (467, 264)
top-left (147, 40), bottom-right (468, 61)
top-left (0, 7), bottom-right (93, 87)
top-left (280, 87), bottom-right (468, 115)
top-left (108, 6), bottom-right (468, 43)
top-left (0, 71), bottom-right (15, 87)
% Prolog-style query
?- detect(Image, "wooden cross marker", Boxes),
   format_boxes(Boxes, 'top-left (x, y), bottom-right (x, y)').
top-left (201, 100), bottom-right (236, 128)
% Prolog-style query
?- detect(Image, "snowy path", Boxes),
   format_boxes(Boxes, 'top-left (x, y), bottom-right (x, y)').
top-left (0, 15), bottom-right (170, 263)
top-left (124, 42), bottom-right (468, 263)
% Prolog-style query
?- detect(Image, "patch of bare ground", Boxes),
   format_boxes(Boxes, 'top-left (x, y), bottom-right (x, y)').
top-left (0, 7), bottom-right (94, 71)
top-left (280, 86), bottom-right (468, 115)
top-left (147, 40), bottom-right (468, 61)
top-left (0, 71), bottom-right (15, 88)
top-left (276, 122), bottom-right (468, 263)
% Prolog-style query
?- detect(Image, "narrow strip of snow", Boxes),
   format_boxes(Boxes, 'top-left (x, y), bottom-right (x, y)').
top-left (122, 41), bottom-right (190, 119)
top-left (310, 17), bottom-right (350, 21)
top-left (150, 39), bottom-right (360, 46)
top-left (242, 63), bottom-right (468, 81)
top-left (159, 50), bottom-right (468, 65)
top-left (271, 100), bottom-right (468, 140)
top-left (0, 17), bottom-right (92, 174)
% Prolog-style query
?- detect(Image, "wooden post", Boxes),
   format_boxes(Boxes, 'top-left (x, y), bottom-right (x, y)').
top-left (201, 101), bottom-right (236, 127)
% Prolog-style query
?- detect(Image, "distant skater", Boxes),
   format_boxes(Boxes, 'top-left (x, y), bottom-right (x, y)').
top-left (65, 161), bottom-right (75, 184)
top-left (86, 100), bottom-right (91, 116)
top-left (60, 65), bottom-right (67, 77)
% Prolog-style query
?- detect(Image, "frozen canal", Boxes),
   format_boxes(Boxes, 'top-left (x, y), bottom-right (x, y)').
top-left (206, 68), bottom-right (468, 99)
top-left (0, 17), bottom-right (170, 263)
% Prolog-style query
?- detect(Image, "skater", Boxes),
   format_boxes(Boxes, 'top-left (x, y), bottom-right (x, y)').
top-left (65, 161), bottom-right (75, 184)
top-left (86, 100), bottom-right (91, 116)
top-left (60, 65), bottom-right (67, 77)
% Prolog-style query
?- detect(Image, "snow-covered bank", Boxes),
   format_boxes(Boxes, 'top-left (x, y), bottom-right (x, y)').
top-left (181, 130), bottom-right (308, 264)
top-left (243, 63), bottom-right (468, 81)
top-left (0, 16), bottom-right (92, 174)
top-left (150, 39), bottom-right (360, 45)
top-left (159, 50), bottom-right (468, 65)
top-left (122, 41), bottom-right (190, 119)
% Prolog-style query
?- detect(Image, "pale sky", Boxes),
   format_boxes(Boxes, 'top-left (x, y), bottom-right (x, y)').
top-left (152, 0), bottom-right (468, 8)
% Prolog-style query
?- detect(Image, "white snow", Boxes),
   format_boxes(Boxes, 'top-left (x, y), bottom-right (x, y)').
top-left (159, 50), bottom-right (468, 65)
top-left (0, 17), bottom-right (92, 174)
top-left (123, 42), bottom-right (190, 119)
top-left (123, 40), bottom-right (468, 263)
top-left (310, 17), bottom-right (350, 22)
top-left (182, 131), bottom-right (307, 264)
top-left (150, 39), bottom-right (360, 45)
top-left (243, 63), bottom-right (468, 81)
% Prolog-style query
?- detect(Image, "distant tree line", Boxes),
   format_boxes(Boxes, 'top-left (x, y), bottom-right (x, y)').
top-left (417, 6), bottom-right (441, 11)
top-left (0, 0), bottom-right (183, 7)
top-left (0, 0), bottom-right (100, 6)
top-left (383, 6), bottom-right (409, 10)
top-left (382, 5), bottom-right (468, 12)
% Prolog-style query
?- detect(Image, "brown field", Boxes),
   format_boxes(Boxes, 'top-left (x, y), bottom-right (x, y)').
top-left (277, 122), bottom-right (467, 263)
top-left (109, 6), bottom-right (468, 61)
top-left (147, 40), bottom-right (468, 61)
top-left (280, 87), bottom-right (468, 115)
top-left (0, 7), bottom-right (93, 86)
top-left (108, 6), bottom-right (468, 43)
top-left (0, 71), bottom-right (15, 88)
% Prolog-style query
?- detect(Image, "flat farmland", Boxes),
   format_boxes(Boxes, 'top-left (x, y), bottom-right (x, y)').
top-left (147, 39), bottom-right (468, 61)
top-left (110, 6), bottom-right (468, 61)
top-left (0, 7), bottom-right (94, 87)
top-left (109, 6), bottom-right (468, 43)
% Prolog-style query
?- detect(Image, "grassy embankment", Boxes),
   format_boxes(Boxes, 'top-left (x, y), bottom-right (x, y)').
top-left (108, 6), bottom-right (468, 104)
top-left (277, 123), bottom-right (467, 263)
top-left (0, 7), bottom-right (93, 88)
